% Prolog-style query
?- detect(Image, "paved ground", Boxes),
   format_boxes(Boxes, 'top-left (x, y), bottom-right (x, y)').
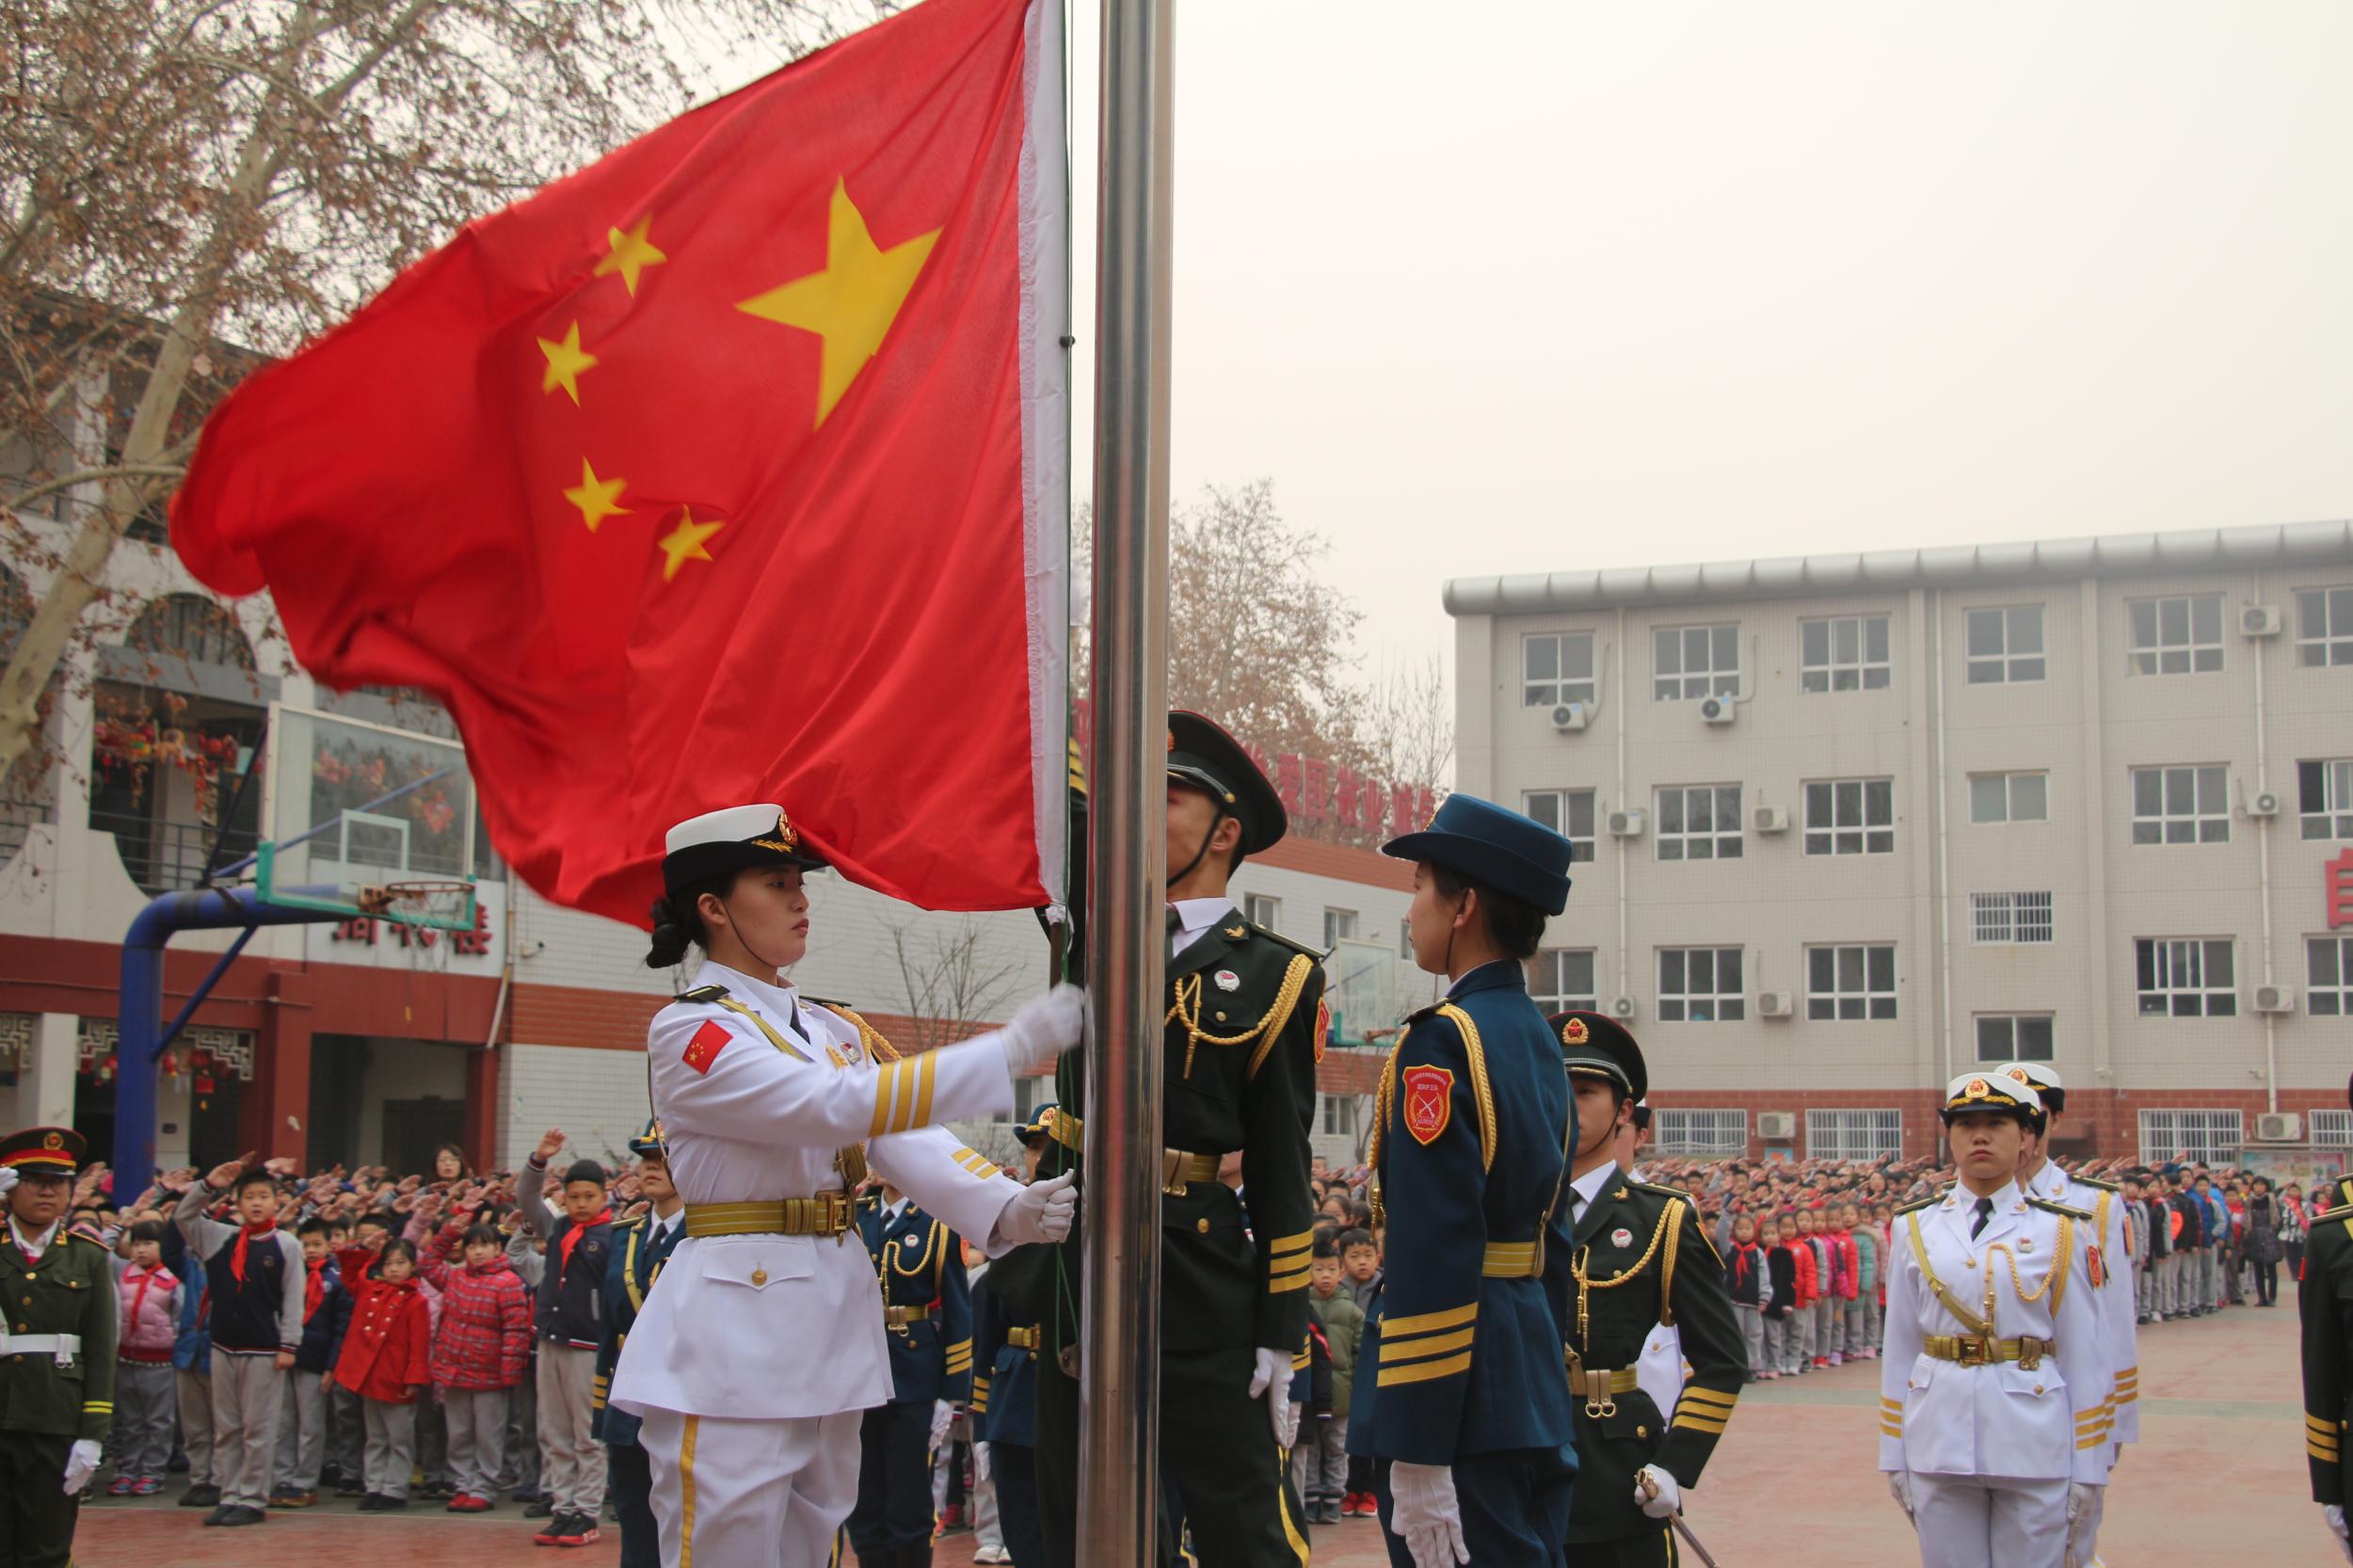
top-left (77, 1292), bottom-right (2340, 1566)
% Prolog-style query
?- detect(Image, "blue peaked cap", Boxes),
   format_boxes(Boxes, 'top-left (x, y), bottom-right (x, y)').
top-left (1380, 793), bottom-right (1574, 916)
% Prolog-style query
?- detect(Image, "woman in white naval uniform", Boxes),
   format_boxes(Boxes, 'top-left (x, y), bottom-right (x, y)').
top-left (1880, 1073), bottom-right (2106, 1568)
top-left (607, 804), bottom-right (1081, 1568)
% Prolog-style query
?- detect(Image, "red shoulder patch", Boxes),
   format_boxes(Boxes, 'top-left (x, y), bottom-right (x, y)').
top-left (1313, 997), bottom-right (1331, 1064)
top-left (1402, 1064), bottom-right (1454, 1146)
top-left (682, 1019), bottom-right (732, 1075)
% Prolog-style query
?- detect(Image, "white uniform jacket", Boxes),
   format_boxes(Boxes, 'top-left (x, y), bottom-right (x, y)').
top-left (2028, 1160), bottom-right (2137, 1448)
top-left (1878, 1181), bottom-right (2109, 1487)
top-left (609, 960), bottom-right (1023, 1423)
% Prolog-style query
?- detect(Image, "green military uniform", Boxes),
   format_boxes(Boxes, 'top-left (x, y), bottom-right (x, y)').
top-left (0, 1126), bottom-right (117, 1568)
top-left (2301, 1169), bottom-right (2353, 1532)
top-left (1547, 1015), bottom-right (1747, 1568)
top-left (1027, 712), bottom-right (1326, 1568)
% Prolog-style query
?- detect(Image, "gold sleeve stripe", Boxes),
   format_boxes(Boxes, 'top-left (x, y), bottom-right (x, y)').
top-left (2312, 1438), bottom-right (2343, 1461)
top-left (912, 1051), bottom-right (937, 1131)
top-left (1291, 1351), bottom-right (1311, 1370)
top-left (946, 1339), bottom-right (971, 1354)
top-left (2309, 1414), bottom-right (2341, 1433)
top-left (1270, 1256), bottom-right (1313, 1277)
top-left (1380, 1302), bottom-right (1479, 1337)
top-left (2078, 1432), bottom-right (2111, 1451)
top-left (1679, 1386), bottom-right (1739, 1411)
top-left (1268, 1270), bottom-right (1310, 1293)
top-left (1880, 1420), bottom-right (1904, 1438)
top-left (872, 1063), bottom-right (904, 1137)
top-left (1269, 1231), bottom-right (1315, 1258)
top-left (1673, 1413), bottom-right (1729, 1435)
top-left (1379, 1326), bottom-right (1476, 1364)
top-left (1376, 1350), bottom-right (1473, 1387)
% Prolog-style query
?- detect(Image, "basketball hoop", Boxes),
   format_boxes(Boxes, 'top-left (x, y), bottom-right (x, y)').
top-left (373, 879), bottom-right (476, 929)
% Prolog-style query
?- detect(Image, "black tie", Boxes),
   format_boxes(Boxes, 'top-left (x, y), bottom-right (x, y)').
top-left (1970, 1196), bottom-right (1993, 1240)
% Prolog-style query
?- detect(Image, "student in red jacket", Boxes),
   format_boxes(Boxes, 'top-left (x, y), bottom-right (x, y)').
top-left (333, 1239), bottom-right (433, 1510)
top-left (418, 1218), bottom-right (534, 1511)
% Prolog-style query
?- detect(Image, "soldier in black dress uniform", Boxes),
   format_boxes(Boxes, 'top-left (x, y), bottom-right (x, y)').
top-left (848, 1184), bottom-right (976, 1568)
top-left (593, 1120), bottom-right (684, 1568)
top-left (2301, 1073), bottom-right (2353, 1563)
top-left (0, 1125), bottom-right (115, 1568)
top-left (1028, 711), bottom-right (1326, 1568)
top-left (973, 1105), bottom-right (1055, 1568)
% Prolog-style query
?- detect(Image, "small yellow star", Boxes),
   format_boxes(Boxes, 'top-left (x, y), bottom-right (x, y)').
top-left (563, 459), bottom-right (630, 533)
top-left (594, 216), bottom-right (667, 296)
top-left (537, 322), bottom-right (599, 405)
top-left (656, 508), bottom-right (724, 582)
top-left (736, 179), bottom-right (940, 427)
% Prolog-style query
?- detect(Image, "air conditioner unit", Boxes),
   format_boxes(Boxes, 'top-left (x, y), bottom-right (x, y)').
top-left (2240, 605), bottom-right (2283, 638)
top-left (1757, 990), bottom-right (1794, 1017)
top-left (1756, 1112), bottom-right (1798, 1141)
top-left (1699, 695), bottom-right (1737, 726)
top-left (1550, 701), bottom-right (1591, 733)
top-left (2247, 791), bottom-right (2281, 819)
top-left (2252, 984), bottom-right (2295, 1014)
top-left (1607, 809), bottom-right (1646, 839)
top-left (1609, 996), bottom-right (1638, 1020)
top-left (2254, 1112), bottom-right (2302, 1143)
top-left (1753, 806), bottom-right (1789, 834)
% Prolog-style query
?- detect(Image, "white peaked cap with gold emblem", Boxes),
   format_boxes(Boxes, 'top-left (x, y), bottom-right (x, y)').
top-left (1941, 1070), bottom-right (2042, 1125)
top-left (661, 803), bottom-right (825, 902)
top-left (1999, 1061), bottom-right (2063, 1094)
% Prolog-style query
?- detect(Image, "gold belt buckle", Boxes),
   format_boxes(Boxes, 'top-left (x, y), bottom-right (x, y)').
top-left (820, 1190), bottom-right (851, 1241)
top-left (2017, 1337), bottom-right (2043, 1371)
top-left (1955, 1336), bottom-right (1989, 1367)
top-left (1160, 1148), bottom-right (1190, 1199)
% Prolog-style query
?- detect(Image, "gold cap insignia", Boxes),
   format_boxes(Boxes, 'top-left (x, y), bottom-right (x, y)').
top-left (2003, 1066), bottom-right (2030, 1084)
top-left (750, 810), bottom-right (800, 855)
top-left (1562, 1018), bottom-right (1590, 1047)
top-left (1961, 1078), bottom-right (1992, 1100)
top-left (41, 1131), bottom-right (62, 1150)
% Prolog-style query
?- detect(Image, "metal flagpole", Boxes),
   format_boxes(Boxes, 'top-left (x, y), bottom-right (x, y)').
top-left (1076, 0), bottom-right (1173, 1561)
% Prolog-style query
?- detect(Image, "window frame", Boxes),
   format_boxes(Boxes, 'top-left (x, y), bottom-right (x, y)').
top-left (1243, 892), bottom-right (1280, 929)
top-left (1964, 604), bottom-right (2046, 685)
top-left (1968, 771), bottom-right (2049, 825)
top-left (2134, 936), bottom-right (2237, 1017)
top-left (1650, 1109), bottom-right (1749, 1160)
top-left (1522, 631), bottom-right (1599, 709)
top-left (1799, 614), bottom-right (1892, 694)
top-left (1806, 1109), bottom-right (1902, 1161)
top-left (1657, 946), bottom-right (1745, 1023)
top-left (1656, 783), bottom-right (1744, 862)
top-left (1974, 1013), bottom-right (2055, 1064)
top-left (2298, 759), bottom-right (2353, 841)
top-left (2129, 764), bottom-right (2231, 846)
top-left (1322, 907), bottom-right (1358, 949)
top-left (1652, 623), bottom-right (1742, 702)
top-left (1802, 776), bottom-right (1896, 856)
top-left (1805, 942), bottom-right (1898, 1021)
top-left (2295, 585), bottom-right (2353, 668)
top-left (1523, 787), bottom-right (1598, 863)
top-left (2136, 1108), bottom-right (2242, 1165)
top-left (2309, 934), bottom-right (2353, 1016)
top-left (1970, 891), bottom-right (2055, 945)
top-left (1320, 1093), bottom-right (1357, 1138)
top-left (1529, 949), bottom-right (1599, 1016)
top-left (2127, 593), bottom-right (2225, 676)
top-left (2313, 1109), bottom-right (2353, 1147)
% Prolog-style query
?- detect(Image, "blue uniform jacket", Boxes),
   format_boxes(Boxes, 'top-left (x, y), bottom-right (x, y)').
top-left (1347, 960), bottom-right (1580, 1467)
top-left (592, 1213), bottom-right (682, 1449)
top-left (969, 1272), bottom-right (1038, 1448)
top-left (857, 1195), bottom-right (972, 1406)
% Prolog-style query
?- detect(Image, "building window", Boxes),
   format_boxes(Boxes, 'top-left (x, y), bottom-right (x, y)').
top-left (2313, 1109), bottom-right (2353, 1146)
top-left (1524, 789), bottom-right (1597, 863)
top-left (1803, 778), bottom-right (1894, 855)
top-left (1529, 950), bottom-right (1598, 1015)
top-left (2130, 764), bottom-right (2228, 846)
top-left (1653, 624), bottom-right (1740, 701)
top-left (2128, 593), bottom-right (2223, 676)
top-left (2309, 936), bottom-right (2353, 1016)
top-left (2137, 1109), bottom-right (2242, 1165)
top-left (1807, 944), bottom-right (1897, 1021)
top-left (1243, 893), bottom-right (1279, 929)
top-left (1969, 771), bottom-right (2048, 824)
top-left (2299, 760), bottom-right (2353, 841)
top-left (1523, 632), bottom-right (1597, 708)
top-left (1971, 891), bottom-right (2055, 945)
top-left (1964, 605), bottom-right (2044, 684)
top-left (1975, 1014), bottom-right (2055, 1064)
top-left (2135, 937), bottom-right (2236, 1016)
top-left (1807, 1109), bottom-right (1902, 1161)
top-left (1657, 784), bottom-right (1742, 861)
top-left (1321, 1094), bottom-right (1356, 1138)
top-left (1651, 1109), bottom-right (1748, 1159)
top-left (1322, 908), bottom-right (1358, 948)
top-left (1657, 947), bottom-right (1743, 1022)
top-left (1800, 615), bottom-right (1891, 693)
top-left (2296, 586), bottom-right (2353, 668)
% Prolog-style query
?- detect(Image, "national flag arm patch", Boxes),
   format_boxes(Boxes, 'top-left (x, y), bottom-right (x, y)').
top-left (683, 1020), bottom-right (733, 1074)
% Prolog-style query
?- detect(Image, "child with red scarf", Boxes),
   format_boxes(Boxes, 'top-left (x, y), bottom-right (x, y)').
top-left (106, 1219), bottom-right (182, 1496)
top-left (417, 1213), bottom-right (534, 1511)
top-left (174, 1154), bottom-right (305, 1527)
top-left (267, 1216), bottom-right (351, 1507)
top-left (1825, 1206), bottom-right (1862, 1362)
top-left (334, 1238), bottom-right (434, 1509)
top-left (517, 1130), bottom-right (616, 1547)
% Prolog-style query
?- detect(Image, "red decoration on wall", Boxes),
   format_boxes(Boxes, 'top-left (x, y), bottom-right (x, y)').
top-left (2329, 848), bottom-right (2353, 930)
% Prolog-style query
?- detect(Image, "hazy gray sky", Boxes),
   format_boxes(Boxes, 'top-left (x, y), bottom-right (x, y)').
top-left (1058, 1), bottom-right (2353, 681)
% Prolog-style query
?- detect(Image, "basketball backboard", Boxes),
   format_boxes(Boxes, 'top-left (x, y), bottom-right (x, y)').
top-left (254, 702), bottom-right (480, 931)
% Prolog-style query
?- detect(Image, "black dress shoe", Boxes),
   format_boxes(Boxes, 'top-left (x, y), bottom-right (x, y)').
top-left (202, 1504), bottom-right (234, 1526)
top-left (376, 1496), bottom-right (408, 1511)
top-left (218, 1504), bottom-right (269, 1526)
top-left (180, 1483), bottom-right (221, 1508)
top-left (358, 1493), bottom-right (383, 1512)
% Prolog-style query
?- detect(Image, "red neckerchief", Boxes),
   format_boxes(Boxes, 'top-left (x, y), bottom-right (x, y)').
top-left (230, 1222), bottom-right (278, 1284)
top-left (127, 1264), bottom-right (168, 1330)
top-left (303, 1257), bottom-right (328, 1320)
top-left (556, 1209), bottom-right (612, 1277)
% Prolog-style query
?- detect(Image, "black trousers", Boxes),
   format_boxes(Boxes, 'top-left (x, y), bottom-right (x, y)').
top-left (1035, 1344), bottom-right (1307, 1568)
top-left (607, 1441), bottom-right (658, 1568)
top-left (1369, 1448), bottom-right (1574, 1568)
top-left (0, 1431), bottom-right (78, 1568)
top-left (1562, 1525), bottom-right (1680, 1568)
top-left (847, 1400), bottom-right (935, 1557)
top-left (993, 1440), bottom-right (1046, 1568)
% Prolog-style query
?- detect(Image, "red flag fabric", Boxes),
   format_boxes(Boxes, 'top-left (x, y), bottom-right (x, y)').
top-left (172, 0), bottom-right (1068, 925)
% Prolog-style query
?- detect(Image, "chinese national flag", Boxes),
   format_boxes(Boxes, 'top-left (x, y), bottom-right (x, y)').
top-left (172, 0), bottom-right (1068, 925)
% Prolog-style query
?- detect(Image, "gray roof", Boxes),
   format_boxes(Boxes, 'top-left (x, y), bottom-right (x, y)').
top-left (1441, 520), bottom-right (2353, 618)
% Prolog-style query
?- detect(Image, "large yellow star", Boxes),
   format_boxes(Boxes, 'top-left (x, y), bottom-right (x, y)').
top-left (563, 459), bottom-right (630, 533)
top-left (537, 321), bottom-right (599, 405)
top-left (656, 508), bottom-right (724, 582)
top-left (735, 180), bottom-right (940, 427)
top-left (594, 216), bottom-right (666, 296)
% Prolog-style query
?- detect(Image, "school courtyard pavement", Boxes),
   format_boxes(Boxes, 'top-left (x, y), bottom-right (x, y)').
top-left (79, 1288), bottom-right (2341, 1567)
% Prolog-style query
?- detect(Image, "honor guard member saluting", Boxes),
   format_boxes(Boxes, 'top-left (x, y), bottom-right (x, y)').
top-left (1547, 1011), bottom-right (1747, 1567)
top-left (1881, 1074), bottom-right (2107, 1568)
top-left (0, 1126), bottom-right (113, 1568)
top-left (2299, 1073), bottom-right (2353, 1563)
top-left (594, 1119), bottom-right (685, 1568)
top-left (846, 1181), bottom-right (974, 1568)
top-left (1030, 712), bottom-right (1327, 1568)
top-left (2001, 1059), bottom-right (2136, 1561)
top-left (971, 1105), bottom-right (1056, 1568)
top-left (1348, 794), bottom-right (1580, 1568)
top-left (606, 804), bottom-right (1082, 1568)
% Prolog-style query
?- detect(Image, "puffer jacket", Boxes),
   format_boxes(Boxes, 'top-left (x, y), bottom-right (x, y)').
top-left (418, 1221), bottom-right (534, 1390)
top-left (115, 1261), bottom-right (181, 1362)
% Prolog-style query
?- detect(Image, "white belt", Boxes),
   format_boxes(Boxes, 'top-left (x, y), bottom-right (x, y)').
top-left (0, 1332), bottom-right (81, 1365)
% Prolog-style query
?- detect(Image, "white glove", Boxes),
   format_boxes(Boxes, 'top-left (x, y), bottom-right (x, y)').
top-left (61, 1438), bottom-right (101, 1495)
top-left (1634, 1464), bottom-right (1680, 1519)
top-left (2066, 1482), bottom-right (2094, 1523)
top-left (990, 1171), bottom-right (1076, 1247)
top-left (999, 984), bottom-right (1087, 1074)
top-left (1388, 1460), bottom-right (1471, 1568)
top-left (1887, 1469), bottom-right (1915, 1520)
top-left (0, 1166), bottom-right (16, 1196)
top-left (1244, 1346), bottom-right (1300, 1449)
top-left (2326, 1503), bottom-right (2351, 1564)
top-left (974, 1440), bottom-right (991, 1484)
top-left (930, 1400), bottom-right (954, 1450)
